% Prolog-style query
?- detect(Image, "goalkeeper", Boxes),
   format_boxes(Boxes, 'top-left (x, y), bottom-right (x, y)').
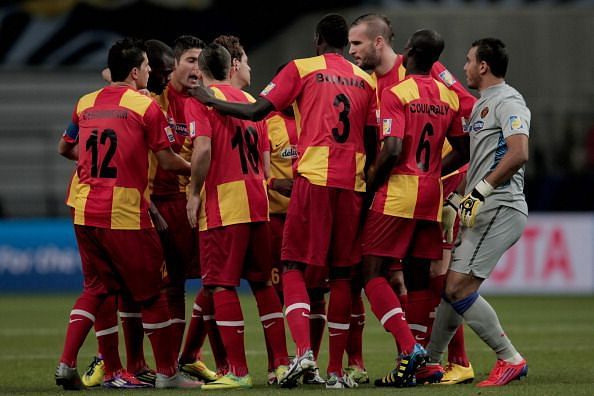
top-left (426, 38), bottom-right (531, 387)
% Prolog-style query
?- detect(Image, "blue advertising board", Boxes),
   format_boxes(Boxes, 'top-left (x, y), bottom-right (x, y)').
top-left (0, 219), bottom-right (82, 292)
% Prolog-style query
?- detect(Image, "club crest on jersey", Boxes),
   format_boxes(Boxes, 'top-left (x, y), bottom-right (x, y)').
top-left (164, 126), bottom-right (175, 143)
top-left (382, 118), bottom-right (393, 136)
top-left (280, 145), bottom-right (298, 159)
top-left (438, 70), bottom-right (456, 87)
top-left (261, 82), bottom-right (276, 96)
top-left (509, 115), bottom-right (524, 131)
top-left (480, 107), bottom-right (489, 118)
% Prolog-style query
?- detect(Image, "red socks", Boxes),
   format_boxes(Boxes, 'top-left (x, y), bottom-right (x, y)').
top-left (141, 292), bottom-right (176, 377)
top-left (282, 269), bottom-right (311, 356)
top-left (179, 288), bottom-right (209, 365)
top-left (403, 290), bottom-right (434, 347)
top-left (346, 291), bottom-right (365, 368)
top-left (309, 295), bottom-right (326, 361)
top-left (165, 284), bottom-right (186, 357)
top-left (365, 277), bottom-right (415, 355)
top-left (60, 291), bottom-right (102, 367)
top-left (448, 325), bottom-right (470, 367)
top-left (118, 295), bottom-right (147, 373)
top-left (94, 294), bottom-right (122, 376)
top-left (213, 289), bottom-right (248, 377)
top-left (252, 285), bottom-right (289, 368)
top-left (327, 279), bottom-right (351, 376)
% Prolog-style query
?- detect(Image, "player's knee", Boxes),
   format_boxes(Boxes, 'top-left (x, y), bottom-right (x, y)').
top-left (329, 266), bottom-right (351, 280)
top-left (283, 261), bottom-right (305, 272)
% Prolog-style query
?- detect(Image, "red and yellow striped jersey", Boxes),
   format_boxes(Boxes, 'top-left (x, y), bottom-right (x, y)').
top-left (69, 85), bottom-right (171, 229)
top-left (371, 75), bottom-right (464, 221)
top-left (151, 83), bottom-right (193, 196)
top-left (186, 84), bottom-right (270, 231)
top-left (266, 111), bottom-right (298, 214)
top-left (372, 56), bottom-right (476, 119)
top-left (261, 53), bottom-right (377, 192)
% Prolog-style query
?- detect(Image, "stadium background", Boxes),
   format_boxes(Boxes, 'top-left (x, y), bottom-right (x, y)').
top-left (0, 0), bottom-right (592, 294)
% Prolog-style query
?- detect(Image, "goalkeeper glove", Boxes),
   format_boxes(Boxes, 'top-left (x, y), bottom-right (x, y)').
top-left (442, 192), bottom-right (461, 243)
top-left (459, 179), bottom-right (494, 227)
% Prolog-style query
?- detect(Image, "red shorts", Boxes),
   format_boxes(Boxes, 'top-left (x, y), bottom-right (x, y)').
top-left (74, 225), bottom-right (165, 302)
top-left (270, 214), bottom-right (328, 293)
top-left (441, 171), bottom-right (466, 250)
top-left (281, 176), bottom-right (362, 267)
top-left (152, 193), bottom-right (200, 281)
top-left (361, 210), bottom-right (442, 260)
top-left (200, 222), bottom-right (272, 287)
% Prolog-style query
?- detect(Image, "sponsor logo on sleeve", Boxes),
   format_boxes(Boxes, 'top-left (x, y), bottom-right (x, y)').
top-left (260, 82), bottom-right (276, 96)
top-left (472, 120), bottom-right (484, 132)
top-left (438, 70), bottom-right (456, 87)
top-left (382, 118), bottom-right (392, 136)
top-left (480, 107), bottom-right (489, 118)
top-left (164, 126), bottom-right (175, 143)
top-left (509, 115), bottom-right (524, 131)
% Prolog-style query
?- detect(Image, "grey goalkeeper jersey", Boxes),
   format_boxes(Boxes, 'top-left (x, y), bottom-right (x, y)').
top-left (464, 82), bottom-right (530, 215)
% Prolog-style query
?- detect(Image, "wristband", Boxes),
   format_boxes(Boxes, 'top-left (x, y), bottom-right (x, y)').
top-left (267, 177), bottom-right (275, 189)
top-left (446, 192), bottom-right (462, 209)
top-left (473, 179), bottom-right (494, 200)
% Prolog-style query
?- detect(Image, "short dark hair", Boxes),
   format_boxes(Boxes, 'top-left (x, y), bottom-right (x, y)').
top-left (198, 43), bottom-right (231, 81)
top-left (107, 37), bottom-right (146, 82)
top-left (213, 35), bottom-right (244, 62)
top-left (471, 38), bottom-right (508, 78)
top-left (145, 39), bottom-right (174, 94)
top-left (316, 14), bottom-right (348, 49)
top-left (351, 13), bottom-right (394, 43)
top-left (407, 29), bottom-right (444, 72)
top-left (173, 35), bottom-right (206, 60)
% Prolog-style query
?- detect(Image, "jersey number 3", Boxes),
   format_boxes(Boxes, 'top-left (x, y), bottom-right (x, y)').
top-left (332, 94), bottom-right (351, 143)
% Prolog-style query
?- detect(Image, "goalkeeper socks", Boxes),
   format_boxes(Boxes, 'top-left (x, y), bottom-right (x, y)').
top-left (213, 289), bottom-right (248, 377)
top-left (94, 294), bottom-right (122, 376)
top-left (365, 277), bottom-right (415, 355)
top-left (60, 291), bottom-right (101, 367)
top-left (346, 291), bottom-right (365, 368)
top-left (461, 295), bottom-right (520, 362)
top-left (426, 299), bottom-right (463, 364)
top-left (327, 279), bottom-right (352, 376)
top-left (179, 288), bottom-right (208, 365)
top-left (118, 295), bottom-right (147, 373)
top-left (283, 269), bottom-right (311, 356)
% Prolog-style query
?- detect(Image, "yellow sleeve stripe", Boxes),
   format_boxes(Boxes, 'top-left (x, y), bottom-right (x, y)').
top-left (210, 86), bottom-right (227, 101)
top-left (352, 63), bottom-right (375, 89)
top-left (243, 90), bottom-right (256, 103)
top-left (390, 78), bottom-right (420, 105)
top-left (294, 56), bottom-right (327, 78)
top-left (435, 80), bottom-right (459, 111)
top-left (119, 89), bottom-right (153, 116)
top-left (76, 89), bottom-right (101, 115)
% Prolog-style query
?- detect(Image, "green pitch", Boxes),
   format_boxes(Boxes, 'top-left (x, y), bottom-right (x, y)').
top-left (1, 294), bottom-right (593, 395)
